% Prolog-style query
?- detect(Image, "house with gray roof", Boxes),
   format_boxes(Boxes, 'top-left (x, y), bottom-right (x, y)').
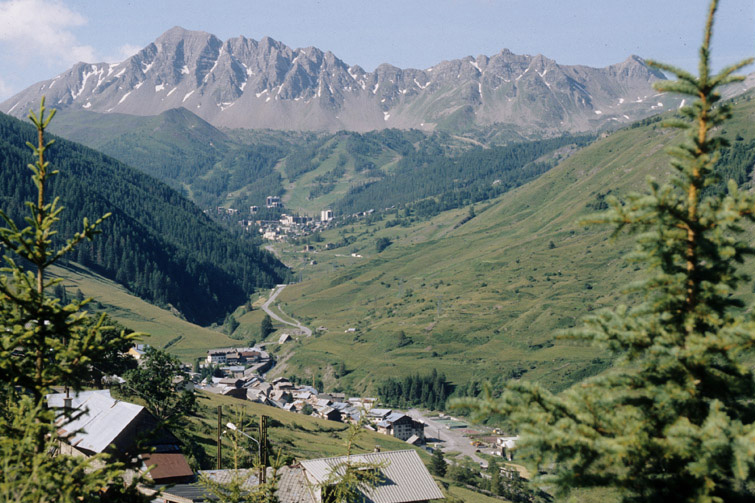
top-left (157, 450), bottom-right (442, 503)
top-left (376, 413), bottom-right (425, 442)
top-left (46, 390), bottom-right (193, 485)
top-left (300, 449), bottom-right (443, 503)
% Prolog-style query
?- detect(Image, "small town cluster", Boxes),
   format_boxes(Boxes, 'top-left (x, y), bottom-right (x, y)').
top-left (217, 196), bottom-right (336, 242)
top-left (197, 346), bottom-right (427, 445)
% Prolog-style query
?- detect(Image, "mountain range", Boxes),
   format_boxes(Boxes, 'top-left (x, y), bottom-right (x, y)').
top-left (2, 26), bottom-right (690, 135)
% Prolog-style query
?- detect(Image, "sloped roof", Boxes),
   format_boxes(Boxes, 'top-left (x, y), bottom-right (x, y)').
top-left (47, 390), bottom-right (144, 454)
top-left (367, 408), bottom-right (392, 418)
top-left (200, 466), bottom-right (315, 503)
top-left (384, 412), bottom-right (408, 424)
top-left (141, 452), bottom-right (194, 482)
top-left (300, 450), bottom-right (443, 503)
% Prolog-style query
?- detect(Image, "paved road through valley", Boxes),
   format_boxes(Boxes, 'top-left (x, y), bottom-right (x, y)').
top-left (261, 284), bottom-right (312, 337)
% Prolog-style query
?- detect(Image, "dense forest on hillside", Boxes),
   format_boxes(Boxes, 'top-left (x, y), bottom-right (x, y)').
top-left (51, 109), bottom-right (582, 217)
top-left (0, 111), bottom-right (288, 325)
top-left (336, 135), bottom-right (593, 215)
top-left (377, 370), bottom-right (454, 410)
top-left (706, 136), bottom-right (755, 196)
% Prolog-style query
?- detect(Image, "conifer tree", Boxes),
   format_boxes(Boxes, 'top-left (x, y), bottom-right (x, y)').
top-left (261, 314), bottom-right (274, 338)
top-left (454, 2), bottom-right (755, 502)
top-left (429, 448), bottom-right (447, 477)
top-left (0, 99), bottom-right (148, 501)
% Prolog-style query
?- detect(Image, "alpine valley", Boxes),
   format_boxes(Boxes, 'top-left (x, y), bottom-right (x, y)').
top-left (2, 26), bottom-right (754, 393)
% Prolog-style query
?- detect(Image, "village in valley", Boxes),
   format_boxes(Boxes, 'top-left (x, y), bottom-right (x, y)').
top-left (44, 340), bottom-right (516, 503)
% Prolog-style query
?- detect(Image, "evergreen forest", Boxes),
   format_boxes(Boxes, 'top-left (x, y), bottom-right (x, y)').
top-left (0, 111), bottom-right (288, 325)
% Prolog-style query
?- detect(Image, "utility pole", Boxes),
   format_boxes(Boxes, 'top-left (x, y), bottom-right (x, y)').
top-left (259, 415), bottom-right (269, 483)
top-left (216, 405), bottom-right (222, 469)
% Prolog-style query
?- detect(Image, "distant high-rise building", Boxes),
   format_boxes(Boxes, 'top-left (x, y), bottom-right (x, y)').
top-left (321, 209), bottom-right (333, 222)
top-left (266, 196), bottom-right (283, 209)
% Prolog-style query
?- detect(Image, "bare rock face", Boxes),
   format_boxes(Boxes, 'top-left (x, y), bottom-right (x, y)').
top-left (2, 26), bottom-right (706, 134)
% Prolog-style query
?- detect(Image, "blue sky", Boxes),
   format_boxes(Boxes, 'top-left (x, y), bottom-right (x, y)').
top-left (0, 0), bottom-right (753, 101)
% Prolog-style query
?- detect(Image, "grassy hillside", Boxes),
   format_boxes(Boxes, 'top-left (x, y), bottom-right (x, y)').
top-left (0, 110), bottom-right (287, 325)
top-left (48, 108), bottom-right (582, 219)
top-left (48, 263), bottom-right (238, 361)
top-left (254, 92), bottom-right (755, 394)
top-left (187, 391), bottom-right (425, 464)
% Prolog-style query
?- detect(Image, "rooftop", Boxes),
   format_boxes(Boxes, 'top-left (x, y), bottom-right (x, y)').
top-left (300, 450), bottom-right (443, 503)
top-left (46, 390), bottom-right (145, 454)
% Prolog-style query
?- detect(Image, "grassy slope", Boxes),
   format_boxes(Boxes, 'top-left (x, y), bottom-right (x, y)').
top-left (49, 264), bottom-right (238, 361)
top-left (189, 390), bottom-right (424, 462)
top-left (256, 93), bottom-right (755, 393)
top-left (280, 140), bottom-right (399, 215)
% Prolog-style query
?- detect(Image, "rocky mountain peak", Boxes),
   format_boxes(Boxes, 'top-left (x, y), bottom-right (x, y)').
top-left (1, 26), bottom-right (705, 135)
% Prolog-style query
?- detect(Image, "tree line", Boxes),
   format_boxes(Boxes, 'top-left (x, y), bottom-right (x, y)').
top-left (337, 134), bottom-right (593, 216)
top-left (377, 369), bottom-right (453, 410)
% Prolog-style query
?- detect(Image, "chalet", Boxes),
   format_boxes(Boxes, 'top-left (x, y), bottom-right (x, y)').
top-left (172, 375), bottom-right (194, 392)
top-left (272, 377), bottom-right (295, 391)
top-left (316, 406), bottom-right (342, 422)
top-left (497, 436), bottom-right (519, 460)
top-left (314, 398), bottom-right (332, 409)
top-left (224, 352), bottom-right (242, 364)
top-left (206, 350), bottom-right (227, 364)
top-left (367, 408), bottom-right (392, 421)
top-left (246, 389), bottom-right (273, 406)
top-left (293, 390), bottom-right (314, 401)
top-left (300, 450), bottom-right (443, 502)
top-left (46, 390), bottom-right (193, 485)
top-left (251, 381), bottom-right (273, 395)
top-left (218, 377), bottom-right (244, 388)
top-left (376, 413), bottom-right (425, 442)
top-left (240, 349), bottom-right (260, 360)
top-left (220, 365), bottom-right (246, 378)
top-left (247, 360), bottom-right (273, 374)
top-left (159, 450), bottom-right (442, 502)
top-left (270, 389), bottom-right (293, 405)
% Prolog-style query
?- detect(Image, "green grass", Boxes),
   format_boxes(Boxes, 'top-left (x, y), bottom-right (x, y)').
top-left (249, 94), bottom-right (755, 394)
top-left (188, 390), bottom-right (426, 463)
top-left (280, 139), bottom-right (401, 214)
top-left (49, 263), bottom-right (239, 361)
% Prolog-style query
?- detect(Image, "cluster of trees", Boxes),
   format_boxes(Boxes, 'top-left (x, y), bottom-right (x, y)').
top-left (283, 138), bottom-right (330, 181)
top-left (430, 450), bottom-right (549, 502)
top-left (377, 369), bottom-right (453, 410)
top-left (308, 165), bottom-right (346, 199)
top-left (0, 112), bottom-right (288, 324)
top-left (705, 136), bottom-right (755, 196)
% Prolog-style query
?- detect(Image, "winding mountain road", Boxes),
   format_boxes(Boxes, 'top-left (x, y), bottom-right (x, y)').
top-left (261, 284), bottom-right (312, 337)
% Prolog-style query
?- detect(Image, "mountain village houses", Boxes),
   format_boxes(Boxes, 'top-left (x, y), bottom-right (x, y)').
top-left (46, 387), bottom-right (442, 503)
top-left (199, 346), bottom-right (426, 444)
top-left (157, 449), bottom-right (443, 503)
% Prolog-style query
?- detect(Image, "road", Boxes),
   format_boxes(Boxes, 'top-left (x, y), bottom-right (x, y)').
top-left (261, 284), bottom-right (312, 337)
top-left (407, 409), bottom-right (487, 467)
